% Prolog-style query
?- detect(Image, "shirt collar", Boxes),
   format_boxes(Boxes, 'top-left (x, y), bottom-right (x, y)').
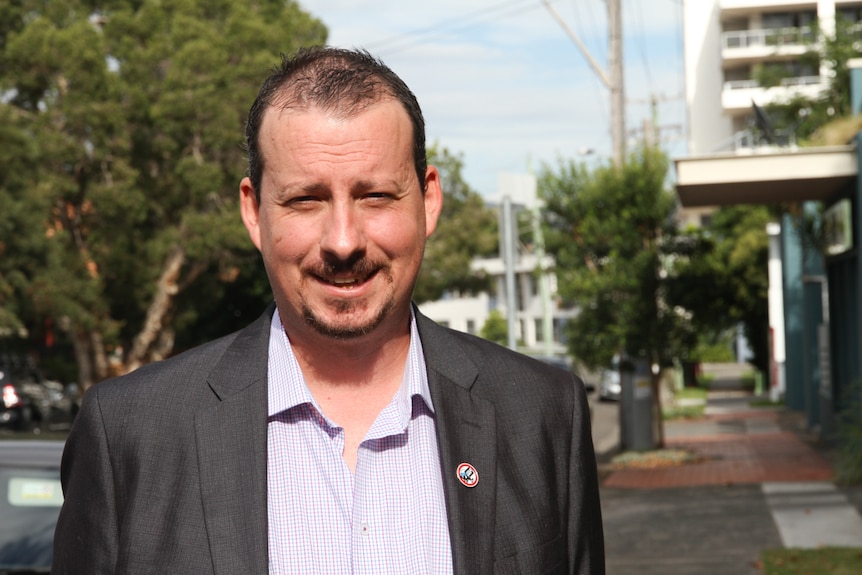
top-left (267, 309), bottom-right (435, 420)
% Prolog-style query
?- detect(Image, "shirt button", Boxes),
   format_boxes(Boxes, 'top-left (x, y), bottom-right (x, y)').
top-left (359, 522), bottom-right (370, 536)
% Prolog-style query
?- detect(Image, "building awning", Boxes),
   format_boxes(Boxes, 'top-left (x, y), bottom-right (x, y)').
top-left (674, 145), bottom-right (858, 207)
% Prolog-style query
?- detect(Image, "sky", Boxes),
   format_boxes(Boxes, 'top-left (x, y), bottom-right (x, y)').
top-left (304, 0), bottom-right (687, 198)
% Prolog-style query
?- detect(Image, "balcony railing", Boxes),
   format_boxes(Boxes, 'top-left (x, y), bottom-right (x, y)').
top-left (723, 21), bottom-right (862, 50)
top-left (709, 129), bottom-right (797, 153)
top-left (724, 75), bottom-right (821, 90)
top-left (722, 26), bottom-right (815, 50)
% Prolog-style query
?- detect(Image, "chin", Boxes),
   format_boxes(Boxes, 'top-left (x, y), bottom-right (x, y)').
top-left (302, 302), bottom-right (393, 341)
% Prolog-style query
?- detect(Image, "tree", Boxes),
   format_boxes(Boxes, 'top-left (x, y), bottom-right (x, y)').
top-left (0, 0), bottom-right (326, 389)
top-left (479, 309), bottom-right (508, 346)
top-left (414, 145), bottom-right (498, 303)
top-left (540, 145), bottom-right (683, 447)
top-left (667, 206), bottom-right (773, 374)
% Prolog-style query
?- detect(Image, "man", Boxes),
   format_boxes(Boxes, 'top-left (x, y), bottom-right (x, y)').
top-left (53, 47), bottom-right (604, 574)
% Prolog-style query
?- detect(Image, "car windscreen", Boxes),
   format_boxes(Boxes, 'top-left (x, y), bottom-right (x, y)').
top-left (0, 467), bottom-right (62, 570)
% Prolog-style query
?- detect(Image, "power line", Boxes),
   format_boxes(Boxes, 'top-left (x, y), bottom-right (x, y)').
top-left (568, 0), bottom-right (610, 138)
top-left (361, 0), bottom-right (552, 55)
top-left (631, 0), bottom-right (654, 94)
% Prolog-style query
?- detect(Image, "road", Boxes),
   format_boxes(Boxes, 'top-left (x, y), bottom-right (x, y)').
top-left (589, 393), bottom-right (620, 461)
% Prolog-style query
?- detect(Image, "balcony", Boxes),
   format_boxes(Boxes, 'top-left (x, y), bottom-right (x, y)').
top-left (722, 75), bottom-right (825, 114)
top-left (723, 26), bottom-right (814, 49)
top-left (722, 26), bottom-right (814, 64)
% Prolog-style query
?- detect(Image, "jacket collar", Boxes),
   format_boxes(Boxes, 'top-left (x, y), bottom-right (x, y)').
top-left (416, 310), bottom-right (498, 575)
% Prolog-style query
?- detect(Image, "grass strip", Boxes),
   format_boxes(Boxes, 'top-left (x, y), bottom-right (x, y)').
top-left (760, 547), bottom-right (862, 574)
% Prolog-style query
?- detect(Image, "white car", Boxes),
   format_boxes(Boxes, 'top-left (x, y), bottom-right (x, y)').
top-left (598, 358), bottom-right (621, 401)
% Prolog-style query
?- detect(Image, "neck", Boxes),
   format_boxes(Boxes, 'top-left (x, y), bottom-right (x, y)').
top-left (281, 310), bottom-right (414, 473)
top-left (282, 309), bottom-right (413, 390)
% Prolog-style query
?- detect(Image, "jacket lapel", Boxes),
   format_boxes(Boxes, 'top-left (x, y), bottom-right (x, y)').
top-left (418, 312), bottom-right (498, 575)
top-left (196, 307), bottom-right (273, 575)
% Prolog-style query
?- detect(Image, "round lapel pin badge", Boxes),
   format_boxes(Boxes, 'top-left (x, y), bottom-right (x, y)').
top-left (456, 462), bottom-right (478, 488)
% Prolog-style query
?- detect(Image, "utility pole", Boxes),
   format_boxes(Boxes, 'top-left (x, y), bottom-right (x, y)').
top-left (608, 0), bottom-right (624, 166)
top-left (543, 0), bottom-right (625, 166)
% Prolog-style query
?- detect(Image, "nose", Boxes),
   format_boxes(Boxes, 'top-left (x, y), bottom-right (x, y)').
top-left (319, 200), bottom-right (366, 262)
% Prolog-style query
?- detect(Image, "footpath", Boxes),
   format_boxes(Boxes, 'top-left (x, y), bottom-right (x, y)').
top-left (597, 365), bottom-right (862, 575)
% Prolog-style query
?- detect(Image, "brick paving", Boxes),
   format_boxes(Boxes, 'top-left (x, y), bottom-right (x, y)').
top-left (601, 409), bottom-right (835, 489)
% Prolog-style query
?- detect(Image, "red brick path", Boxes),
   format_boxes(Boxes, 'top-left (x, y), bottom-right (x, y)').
top-left (602, 412), bottom-right (834, 489)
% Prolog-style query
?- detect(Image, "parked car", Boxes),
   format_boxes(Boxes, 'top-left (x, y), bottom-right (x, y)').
top-left (0, 356), bottom-right (78, 434)
top-left (598, 356), bottom-right (622, 401)
top-left (0, 439), bottom-right (64, 573)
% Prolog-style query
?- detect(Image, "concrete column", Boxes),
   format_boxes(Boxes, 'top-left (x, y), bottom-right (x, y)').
top-left (767, 223), bottom-right (786, 401)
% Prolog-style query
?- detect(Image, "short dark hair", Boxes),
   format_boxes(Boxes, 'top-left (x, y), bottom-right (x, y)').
top-left (244, 46), bottom-right (427, 200)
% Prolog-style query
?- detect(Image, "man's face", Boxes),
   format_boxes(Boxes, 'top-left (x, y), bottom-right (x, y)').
top-left (240, 100), bottom-right (442, 342)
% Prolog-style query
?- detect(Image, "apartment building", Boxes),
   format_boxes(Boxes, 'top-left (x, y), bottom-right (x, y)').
top-left (679, 0), bottom-right (862, 229)
top-left (684, 0), bottom-right (862, 158)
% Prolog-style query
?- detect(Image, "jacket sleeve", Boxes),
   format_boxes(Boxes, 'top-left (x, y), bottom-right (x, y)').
top-left (568, 378), bottom-right (606, 574)
top-left (53, 386), bottom-right (120, 574)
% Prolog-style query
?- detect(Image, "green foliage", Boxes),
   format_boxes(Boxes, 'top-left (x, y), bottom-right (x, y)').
top-left (414, 144), bottom-right (498, 303)
top-left (667, 206), bottom-right (773, 372)
top-left (754, 62), bottom-right (797, 89)
top-left (692, 331), bottom-right (736, 363)
top-left (0, 0), bottom-right (326, 383)
top-left (479, 310), bottom-right (508, 346)
top-left (835, 383), bottom-right (862, 485)
top-left (539, 145), bottom-right (682, 371)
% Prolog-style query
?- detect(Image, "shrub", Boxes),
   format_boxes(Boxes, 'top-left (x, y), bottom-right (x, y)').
top-left (835, 383), bottom-right (862, 485)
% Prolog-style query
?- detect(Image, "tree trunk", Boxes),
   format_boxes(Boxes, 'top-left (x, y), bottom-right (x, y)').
top-left (124, 245), bottom-right (186, 374)
top-left (71, 326), bottom-right (110, 393)
top-left (71, 329), bottom-right (94, 392)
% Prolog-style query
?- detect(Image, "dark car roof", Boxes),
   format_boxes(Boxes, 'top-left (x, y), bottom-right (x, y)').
top-left (0, 440), bottom-right (64, 468)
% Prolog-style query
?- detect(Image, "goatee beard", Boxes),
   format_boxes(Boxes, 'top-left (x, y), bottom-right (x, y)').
top-left (301, 254), bottom-right (394, 339)
top-left (302, 299), bottom-right (393, 340)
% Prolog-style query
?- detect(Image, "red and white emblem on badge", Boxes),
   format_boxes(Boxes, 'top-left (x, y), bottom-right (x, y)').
top-left (457, 462), bottom-right (479, 488)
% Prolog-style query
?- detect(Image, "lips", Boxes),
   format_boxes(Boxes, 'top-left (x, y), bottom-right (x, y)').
top-left (315, 268), bottom-right (379, 288)
top-left (310, 258), bottom-right (382, 289)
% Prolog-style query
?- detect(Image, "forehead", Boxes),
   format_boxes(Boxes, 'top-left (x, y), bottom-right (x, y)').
top-left (258, 100), bottom-right (413, 163)
top-left (255, 100), bottom-right (422, 197)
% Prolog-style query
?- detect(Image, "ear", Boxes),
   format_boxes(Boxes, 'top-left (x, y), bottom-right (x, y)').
top-left (423, 166), bottom-right (443, 238)
top-left (239, 177), bottom-right (262, 251)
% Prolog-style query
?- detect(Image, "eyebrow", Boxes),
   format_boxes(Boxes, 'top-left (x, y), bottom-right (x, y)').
top-left (276, 178), bottom-right (406, 198)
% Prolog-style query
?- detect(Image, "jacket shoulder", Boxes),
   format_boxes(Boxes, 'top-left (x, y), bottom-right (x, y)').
top-left (415, 311), bottom-right (583, 399)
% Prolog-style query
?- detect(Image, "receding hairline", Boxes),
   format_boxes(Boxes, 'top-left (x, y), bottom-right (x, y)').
top-left (265, 82), bottom-right (404, 122)
top-left (255, 98), bottom-right (423, 192)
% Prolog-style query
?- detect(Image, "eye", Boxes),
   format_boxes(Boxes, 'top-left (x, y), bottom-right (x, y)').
top-left (364, 192), bottom-right (395, 203)
top-left (283, 195), bottom-right (321, 209)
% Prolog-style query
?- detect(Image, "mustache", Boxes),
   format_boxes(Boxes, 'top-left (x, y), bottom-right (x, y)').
top-left (305, 255), bottom-right (386, 279)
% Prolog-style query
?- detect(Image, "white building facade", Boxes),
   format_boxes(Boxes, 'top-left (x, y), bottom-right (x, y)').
top-left (683, 0), bottom-right (862, 158)
top-left (417, 253), bottom-right (578, 358)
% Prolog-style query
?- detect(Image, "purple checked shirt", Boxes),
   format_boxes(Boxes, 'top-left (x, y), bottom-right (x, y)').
top-left (266, 310), bottom-right (454, 574)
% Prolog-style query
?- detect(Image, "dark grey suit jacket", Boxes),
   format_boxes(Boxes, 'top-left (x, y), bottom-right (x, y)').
top-left (53, 305), bottom-right (605, 574)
